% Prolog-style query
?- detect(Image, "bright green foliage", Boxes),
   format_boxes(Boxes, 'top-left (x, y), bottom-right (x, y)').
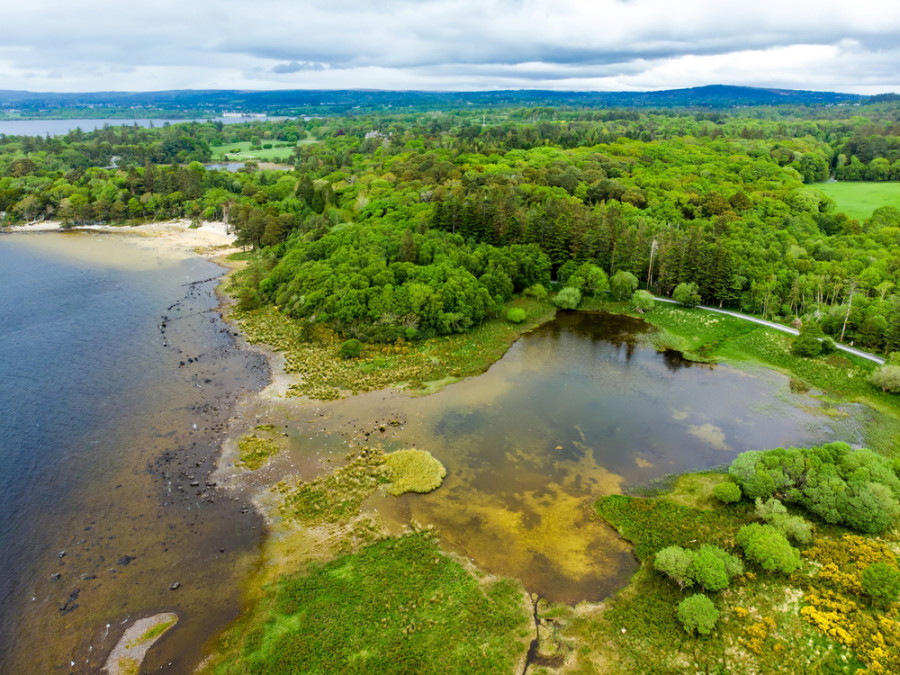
top-left (506, 308), bottom-right (527, 323)
top-left (633, 289), bottom-right (655, 312)
top-left (610, 270), bottom-right (639, 301)
top-left (736, 523), bottom-right (802, 574)
top-left (213, 534), bottom-right (529, 674)
top-left (755, 498), bottom-right (812, 544)
top-left (523, 283), bottom-right (548, 300)
top-left (861, 562), bottom-right (900, 608)
top-left (692, 545), bottom-right (742, 592)
top-left (713, 481), bottom-right (742, 504)
top-left (653, 544), bottom-right (742, 592)
top-left (869, 365), bottom-right (900, 393)
top-left (728, 443), bottom-right (900, 534)
top-left (672, 282), bottom-right (701, 308)
top-left (552, 287), bottom-right (582, 309)
top-left (338, 339), bottom-right (362, 359)
top-left (654, 546), bottom-right (695, 589)
top-left (383, 450), bottom-right (447, 496)
top-left (676, 594), bottom-right (719, 635)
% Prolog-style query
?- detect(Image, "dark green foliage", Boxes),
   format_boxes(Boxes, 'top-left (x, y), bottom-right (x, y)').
top-left (676, 594), bottom-right (719, 635)
top-left (218, 534), bottom-right (529, 674)
top-left (736, 523), bottom-right (801, 574)
top-left (713, 482), bottom-right (742, 504)
top-left (728, 443), bottom-right (900, 534)
top-left (861, 562), bottom-right (900, 608)
top-left (792, 322), bottom-right (824, 357)
top-left (338, 339), bottom-right (362, 359)
top-left (595, 494), bottom-right (751, 560)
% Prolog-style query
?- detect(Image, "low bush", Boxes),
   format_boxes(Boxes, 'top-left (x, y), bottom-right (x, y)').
top-left (676, 594), bottom-right (719, 635)
top-left (713, 482), bottom-right (742, 504)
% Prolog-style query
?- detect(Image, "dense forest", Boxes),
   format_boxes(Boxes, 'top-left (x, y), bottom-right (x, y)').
top-left (2, 100), bottom-right (900, 353)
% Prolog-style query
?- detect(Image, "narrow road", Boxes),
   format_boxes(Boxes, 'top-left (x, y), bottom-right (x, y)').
top-left (653, 297), bottom-right (885, 365)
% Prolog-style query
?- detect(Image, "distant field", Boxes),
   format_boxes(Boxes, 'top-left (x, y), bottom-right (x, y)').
top-left (812, 181), bottom-right (900, 221)
top-left (210, 138), bottom-right (316, 162)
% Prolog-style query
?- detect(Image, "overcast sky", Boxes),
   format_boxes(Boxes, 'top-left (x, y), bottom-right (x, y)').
top-left (2, 0), bottom-right (900, 94)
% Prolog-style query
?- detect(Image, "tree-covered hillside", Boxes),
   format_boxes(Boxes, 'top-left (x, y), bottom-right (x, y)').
top-left (2, 103), bottom-right (899, 353)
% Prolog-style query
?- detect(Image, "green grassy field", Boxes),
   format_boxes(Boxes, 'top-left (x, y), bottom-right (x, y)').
top-left (812, 181), bottom-right (900, 221)
top-left (210, 139), bottom-right (316, 162)
top-left (202, 533), bottom-right (530, 675)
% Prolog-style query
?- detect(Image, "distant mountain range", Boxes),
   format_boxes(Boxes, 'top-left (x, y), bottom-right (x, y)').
top-left (0, 85), bottom-right (869, 117)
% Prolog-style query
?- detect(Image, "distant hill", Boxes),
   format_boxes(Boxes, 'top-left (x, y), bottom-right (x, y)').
top-left (0, 85), bottom-right (865, 118)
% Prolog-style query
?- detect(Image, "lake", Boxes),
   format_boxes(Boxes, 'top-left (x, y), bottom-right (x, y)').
top-left (0, 232), bottom-right (268, 673)
top-left (0, 117), bottom-right (271, 137)
top-left (237, 310), bottom-right (859, 605)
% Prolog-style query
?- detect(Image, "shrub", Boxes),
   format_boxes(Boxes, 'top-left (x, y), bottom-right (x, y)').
top-left (672, 282), bottom-right (700, 308)
top-left (654, 546), bottom-right (695, 589)
top-left (523, 283), bottom-right (548, 300)
top-left (791, 322), bottom-right (823, 357)
top-left (610, 270), bottom-right (639, 300)
top-left (691, 546), bottom-right (732, 592)
top-left (633, 289), bottom-right (654, 313)
top-left (713, 482), bottom-right (742, 504)
top-left (861, 562), bottom-right (900, 608)
top-left (868, 365), bottom-right (900, 393)
top-left (654, 544), bottom-right (742, 592)
top-left (338, 339), bottom-right (362, 359)
top-left (769, 514), bottom-right (813, 545)
top-left (552, 287), bottom-right (582, 310)
top-left (677, 594), bottom-right (719, 635)
top-left (737, 523), bottom-right (801, 574)
top-left (506, 308), bottom-right (527, 324)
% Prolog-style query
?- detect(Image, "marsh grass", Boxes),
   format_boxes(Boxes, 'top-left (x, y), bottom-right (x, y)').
top-left (230, 297), bottom-right (555, 399)
top-left (237, 434), bottom-right (280, 471)
top-left (383, 449), bottom-right (447, 496)
top-left (276, 448), bottom-right (392, 524)
top-left (206, 533), bottom-right (530, 675)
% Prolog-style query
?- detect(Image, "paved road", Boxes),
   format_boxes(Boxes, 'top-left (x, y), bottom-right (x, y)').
top-left (653, 297), bottom-right (885, 365)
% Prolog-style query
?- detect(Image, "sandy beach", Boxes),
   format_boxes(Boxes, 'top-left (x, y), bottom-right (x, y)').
top-left (6, 219), bottom-right (239, 259)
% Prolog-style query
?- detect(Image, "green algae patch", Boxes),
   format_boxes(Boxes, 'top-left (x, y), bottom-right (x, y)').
top-left (276, 448), bottom-right (391, 524)
top-left (238, 434), bottom-right (280, 471)
top-left (126, 616), bottom-right (177, 649)
top-left (383, 449), bottom-right (446, 496)
top-left (204, 533), bottom-right (530, 675)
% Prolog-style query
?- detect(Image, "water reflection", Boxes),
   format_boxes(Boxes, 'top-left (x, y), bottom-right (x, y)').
top-left (267, 310), bottom-right (855, 604)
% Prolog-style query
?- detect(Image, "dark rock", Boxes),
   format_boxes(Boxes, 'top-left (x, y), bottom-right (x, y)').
top-left (117, 555), bottom-right (133, 566)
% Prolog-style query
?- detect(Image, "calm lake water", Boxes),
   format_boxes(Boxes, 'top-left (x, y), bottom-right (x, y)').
top-left (251, 311), bottom-right (859, 604)
top-left (0, 232), bottom-right (267, 673)
top-left (0, 117), bottom-right (267, 137)
top-left (0, 235), bottom-right (862, 670)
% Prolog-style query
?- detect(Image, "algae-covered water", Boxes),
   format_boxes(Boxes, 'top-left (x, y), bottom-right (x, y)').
top-left (0, 232), bottom-right (268, 674)
top-left (243, 311), bottom-right (857, 605)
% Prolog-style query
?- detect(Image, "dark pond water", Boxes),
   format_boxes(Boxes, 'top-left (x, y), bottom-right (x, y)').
top-left (264, 311), bottom-right (859, 605)
top-left (0, 232), bottom-right (267, 673)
